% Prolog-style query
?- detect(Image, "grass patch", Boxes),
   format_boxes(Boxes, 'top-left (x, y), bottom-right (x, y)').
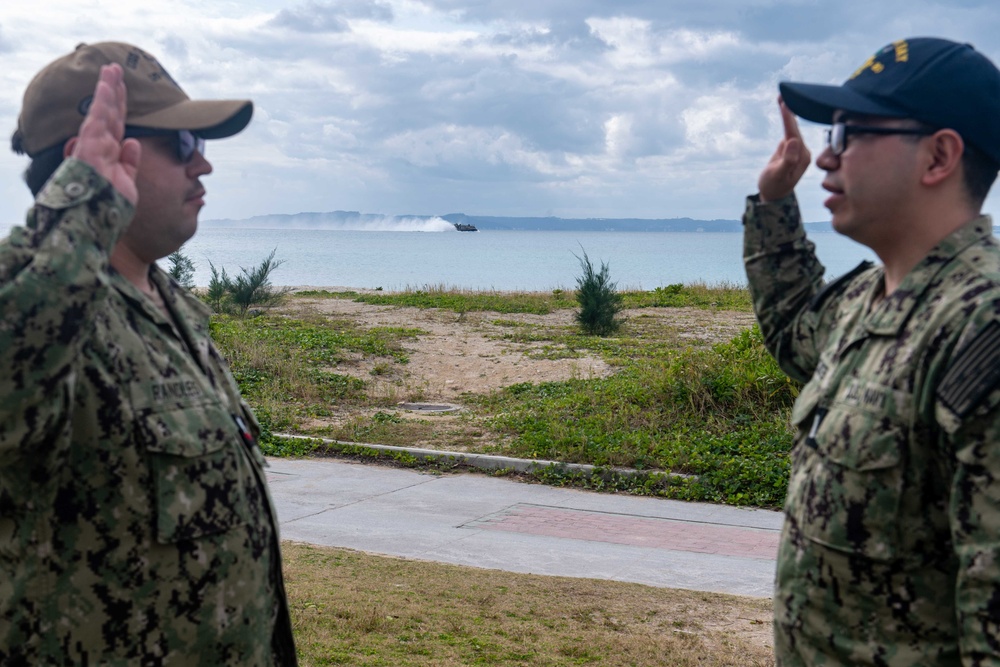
top-left (286, 410), bottom-right (493, 454)
top-left (350, 286), bottom-right (576, 315)
top-left (209, 314), bottom-right (422, 432)
top-left (212, 285), bottom-right (795, 508)
top-left (291, 282), bottom-right (751, 314)
top-left (621, 282), bottom-right (752, 311)
top-left (284, 542), bottom-right (773, 666)
top-left (470, 327), bottom-right (795, 508)
top-left (294, 290), bottom-right (364, 298)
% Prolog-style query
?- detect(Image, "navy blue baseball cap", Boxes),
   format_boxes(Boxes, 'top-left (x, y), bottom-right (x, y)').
top-left (779, 37), bottom-right (1000, 165)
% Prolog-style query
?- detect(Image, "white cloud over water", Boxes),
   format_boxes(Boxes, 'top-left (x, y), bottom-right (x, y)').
top-left (1, 0), bottom-right (999, 232)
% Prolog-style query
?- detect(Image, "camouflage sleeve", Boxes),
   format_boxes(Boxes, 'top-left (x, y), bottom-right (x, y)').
top-left (742, 193), bottom-right (827, 383)
top-left (935, 315), bottom-right (1000, 662)
top-left (0, 158), bottom-right (134, 465)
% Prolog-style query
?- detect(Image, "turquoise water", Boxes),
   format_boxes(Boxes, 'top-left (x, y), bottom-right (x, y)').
top-left (176, 228), bottom-right (877, 290)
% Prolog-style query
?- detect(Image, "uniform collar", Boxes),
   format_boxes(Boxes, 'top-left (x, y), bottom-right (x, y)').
top-left (148, 266), bottom-right (215, 323)
top-left (865, 215), bottom-right (995, 335)
top-left (111, 264), bottom-right (213, 332)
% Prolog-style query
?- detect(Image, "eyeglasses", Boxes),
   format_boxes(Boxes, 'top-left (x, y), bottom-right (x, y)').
top-left (825, 122), bottom-right (936, 156)
top-left (123, 127), bottom-right (206, 164)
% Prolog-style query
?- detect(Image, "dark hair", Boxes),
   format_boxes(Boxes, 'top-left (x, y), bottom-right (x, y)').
top-left (19, 143), bottom-right (67, 197)
top-left (962, 142), bottom-right (999, 208)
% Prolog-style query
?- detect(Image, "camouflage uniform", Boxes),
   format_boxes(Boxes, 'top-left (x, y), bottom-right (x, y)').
top-left (0, 158), bottom-right (297, 665)
top-left (744, 194), bottom-right (1000, 666)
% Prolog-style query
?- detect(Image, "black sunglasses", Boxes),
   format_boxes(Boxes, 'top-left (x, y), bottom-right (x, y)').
top-left (123, 127), bottom-right (206, 164)
top-left (825, 121), bottom-right (936, 157)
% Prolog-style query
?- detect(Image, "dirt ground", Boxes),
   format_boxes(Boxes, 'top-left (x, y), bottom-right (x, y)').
top-left (283, 289), bottom-right (758, 404)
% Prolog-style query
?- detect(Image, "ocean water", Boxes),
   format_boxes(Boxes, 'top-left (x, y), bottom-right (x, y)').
top-left (176, 227), bottom-right (878, 291)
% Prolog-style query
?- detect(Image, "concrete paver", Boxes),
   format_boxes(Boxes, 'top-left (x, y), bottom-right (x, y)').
top-left (267, 456), bottom-right (784, 598)
top-left (469, 504), bottom-right (781, 559)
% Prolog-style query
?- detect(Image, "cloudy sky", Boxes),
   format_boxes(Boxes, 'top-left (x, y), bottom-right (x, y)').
top-left (1, 0), bottom-right (999, 233)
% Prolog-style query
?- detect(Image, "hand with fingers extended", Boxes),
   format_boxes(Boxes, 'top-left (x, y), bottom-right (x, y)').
top-left (69, 64), bottom-right (141, 205)
top-left (758, 98), bottom-right (812, 203)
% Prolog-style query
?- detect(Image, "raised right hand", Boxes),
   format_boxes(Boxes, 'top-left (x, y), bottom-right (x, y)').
top-left (758, 98), bottom-right (812, 203)
top-left (69, 64), bottom-right (141, 205)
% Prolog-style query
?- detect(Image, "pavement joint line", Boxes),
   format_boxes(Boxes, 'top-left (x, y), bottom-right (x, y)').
top-left (273, 433), bottom-right (694, 479)
top-left (280, 507), bottom-right (335, 524)
top-left (268, 469), bottom-right (440, 520)
top-left (504, 502), bottom-right (781, 532)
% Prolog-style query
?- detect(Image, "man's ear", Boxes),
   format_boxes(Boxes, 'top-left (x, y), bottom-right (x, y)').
top-left (63, 136), bottom-right (78, 158)
top-left (921, 129), bottom-right (964, 188)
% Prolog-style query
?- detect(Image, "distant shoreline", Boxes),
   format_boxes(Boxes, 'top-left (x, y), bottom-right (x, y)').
top-left (235, 285), bottom-right (752, 295)
top-left (199, 223), bottom-right (839, 233)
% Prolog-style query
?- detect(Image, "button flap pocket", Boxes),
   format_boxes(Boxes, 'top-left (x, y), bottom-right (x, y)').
top-left (142, 404), bottom-right (231, 457)
top-left (819, 409), bottom-right (903, 472)
top-left (143, 405), bottom-right (248, 543)
top-left (790, 408), bottom-right (906, 560)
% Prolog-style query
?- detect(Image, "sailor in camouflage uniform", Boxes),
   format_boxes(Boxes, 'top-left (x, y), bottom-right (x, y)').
top-left (0, 44), bottom-right (296, 664)
top-left (744, 38), bottom-right (1000, 666)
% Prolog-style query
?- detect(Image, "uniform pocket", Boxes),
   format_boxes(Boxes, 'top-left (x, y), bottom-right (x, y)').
top-left (789, 402), bottom-right (906, 561)
top-left (142, 405), bottom-right (248, 544)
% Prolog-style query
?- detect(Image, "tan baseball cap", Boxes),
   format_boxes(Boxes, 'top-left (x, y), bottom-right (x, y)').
top-left (12, 41), bottom-right (253, 157)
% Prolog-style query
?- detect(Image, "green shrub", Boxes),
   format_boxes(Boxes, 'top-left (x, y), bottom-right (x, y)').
top-left (205, 249), bottom-right (289, 316)
top-left (574, 249), bottom-right (623, 336)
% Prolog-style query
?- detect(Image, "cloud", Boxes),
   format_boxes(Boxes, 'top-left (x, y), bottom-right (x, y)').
top-left (1, 0), bottom-right (1000, 232)
top-left (267, 0), bottom-right (394, 33)
top-left (681, 89), bottom-right (761, 156)
top-left (382, 124), bottom-right (559, 179)
top-left (0, 23), bottom-right (13, 54)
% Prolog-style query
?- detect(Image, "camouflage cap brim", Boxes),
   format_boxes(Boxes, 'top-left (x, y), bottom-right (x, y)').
top-left (128, 99), bottom-right (254, 139)
top-left (14, 42), bottom-right (253, 156)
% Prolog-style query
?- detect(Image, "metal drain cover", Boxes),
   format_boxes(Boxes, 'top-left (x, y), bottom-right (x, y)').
top-left (397, 403), bottom-right (460, 413)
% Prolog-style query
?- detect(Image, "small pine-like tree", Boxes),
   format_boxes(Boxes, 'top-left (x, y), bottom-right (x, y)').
top-left (205, 249), bottom-right (289, 316)
top-left (206, 261), bottom-right (232, 312)
top-left (574, 248), bottom-right (623, 336)
top-left (166, 250), bottom-right (196, 289)
top-left (227, 249), bottom-right (289, 316)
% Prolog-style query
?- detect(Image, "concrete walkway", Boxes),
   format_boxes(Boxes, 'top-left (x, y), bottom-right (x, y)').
top-left (266, 457), bottom-right (783, 598)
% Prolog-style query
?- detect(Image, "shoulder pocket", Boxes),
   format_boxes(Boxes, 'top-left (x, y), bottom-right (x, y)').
top-left (142, 405), bottom-right (249, 543)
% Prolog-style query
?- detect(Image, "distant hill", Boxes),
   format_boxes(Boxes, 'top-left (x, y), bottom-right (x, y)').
top-left (440, 213), bottom-right (744, 232)
top-left (202, 210), bottom-right (835, 233)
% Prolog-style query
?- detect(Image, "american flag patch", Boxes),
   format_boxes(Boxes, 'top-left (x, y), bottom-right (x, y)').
top-left (938, 320), bottom-right (1000, 418)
